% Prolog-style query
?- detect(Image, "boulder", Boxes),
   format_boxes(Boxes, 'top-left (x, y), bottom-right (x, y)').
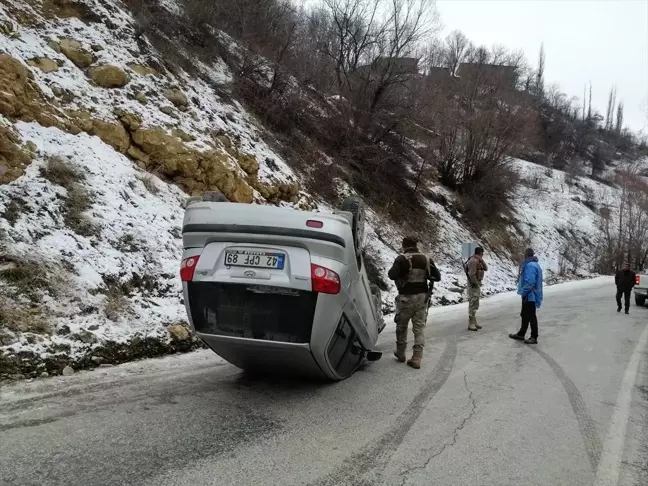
top-left (135, 92), bottom-right (148, 104)
top-left (0, 125), bottom-right (33, 184)
top-left (88, 65), bottom-right (128, 88)
top-left (131, 128), bottom-right (190, 160)
top-left (74, 331), bottom-right (97, 344)
top-left (168, 324), bottom-right (190, 342)
top-left (91, 44), bottom-right (103, 52)
top-left (114, 109), bottom-right (141, 131)
top-left (159, 105), bottom-right (175, 116)
top-left (27, 57), bottom-right (59, 73)
top-left (62, 365), bottom-right (75, 376)
top-left (68, 109), bottom-right (94, 132)
top-left (47, 40), bottom-right (61, 53)
top-left (127, 63), bottom-right (158, 77)
top-left (127, 145), bottom-right (150, 164)
top-left (59, 38), bottom-right (93, 68)
top-left (171, 127), bottom-right (195, 142)
top-left (214, 134), bottom-right (233, 150)
top-left (163, 88), bottom-right (189, 107)
top-left (237, 153), bottom-right (259, 175)
top-left (252, 180), bottom-right (280, 201)
top-left (90, 119), bottom-right (130, 153)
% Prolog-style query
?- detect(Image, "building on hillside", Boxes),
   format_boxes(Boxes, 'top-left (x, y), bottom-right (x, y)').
top-left (456, 63), bottom-right (518, 91)
top-left (353, 57), bottom-right (420, 80)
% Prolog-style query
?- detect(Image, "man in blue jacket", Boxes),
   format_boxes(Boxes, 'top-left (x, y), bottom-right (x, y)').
top-left (509, 248), bottom-right (543, 344)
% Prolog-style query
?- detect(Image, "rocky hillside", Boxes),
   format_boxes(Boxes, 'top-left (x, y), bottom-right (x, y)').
top-left (0, 0), bottom-right (638, 380)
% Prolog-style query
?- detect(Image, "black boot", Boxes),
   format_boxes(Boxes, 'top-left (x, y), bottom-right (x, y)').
top-left (525, 337), bottom-right (538, 344)
top-left (617, 307), bottom-right (622, 313)
top-left (509, 333), bottom-right (525, 341)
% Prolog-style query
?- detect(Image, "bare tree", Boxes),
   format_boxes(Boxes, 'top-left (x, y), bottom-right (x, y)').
top-left (605, 85), bottom-right (617, 132)
top-left (420, 35), bottom-right (446, 72)
top-left (535, 42), bottom-right (545, 97)
top-left (595, 165), bottom-right (648, 272)
top-left (587, 81), bottom-right (592, 121)
top-left (444, 29), bottom-right (471, 76)
top-left (616, 100), bottom-right (624, 135)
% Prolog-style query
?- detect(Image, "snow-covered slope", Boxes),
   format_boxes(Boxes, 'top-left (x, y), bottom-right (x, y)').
top-left (0, 0), bottom-right (624, 379)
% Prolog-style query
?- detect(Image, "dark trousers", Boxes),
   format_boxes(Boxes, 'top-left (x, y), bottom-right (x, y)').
top-left (517, 300), bottom-right (538, 339)
top-left (616, 288), bottom-right (631, 311)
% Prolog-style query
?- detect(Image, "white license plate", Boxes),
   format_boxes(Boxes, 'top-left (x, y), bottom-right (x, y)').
top-left (224, 249), bottom-right (285, 270)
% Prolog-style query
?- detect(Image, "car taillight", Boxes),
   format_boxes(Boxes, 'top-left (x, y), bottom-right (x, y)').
top-left (180, 256), bottom-right (200, 282)
top-left (636, 275), bottom-right (641, 285)
top-left (306, 220), bottom-right (323, 228)
top-left (311, 264), bottom-right (340, 294)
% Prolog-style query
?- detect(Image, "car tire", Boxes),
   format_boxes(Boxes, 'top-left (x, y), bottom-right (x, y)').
top-left (341, 196), bottom-right (366, 264)
top-left (635, 296), bottom-right (646, 307)
top-left (370, 284), bottom-right (385, 333)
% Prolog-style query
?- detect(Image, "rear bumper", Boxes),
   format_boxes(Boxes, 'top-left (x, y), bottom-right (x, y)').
top-left (198, 334), bottom-right (331, 379)
top-left (634, 288), bottom-right (648, 296)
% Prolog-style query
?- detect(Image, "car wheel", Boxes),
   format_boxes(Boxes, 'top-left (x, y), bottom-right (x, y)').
top-left (635, 296), bottom-right (646, 307)
top-left (341, 196), bottom-right (366, 264)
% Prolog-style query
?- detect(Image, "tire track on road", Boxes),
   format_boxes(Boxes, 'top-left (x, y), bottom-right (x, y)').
top-left (310, 335), bottom-right (458, 486)
top-left (531, 346), bottom-right (603, 471)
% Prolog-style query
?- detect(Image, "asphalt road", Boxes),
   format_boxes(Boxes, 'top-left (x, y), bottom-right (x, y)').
top-left (1, 277), bottom-right (648, 486)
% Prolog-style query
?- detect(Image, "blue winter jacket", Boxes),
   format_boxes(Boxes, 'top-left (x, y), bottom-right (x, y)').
top-left (517, 257), bottom-right (544, 308)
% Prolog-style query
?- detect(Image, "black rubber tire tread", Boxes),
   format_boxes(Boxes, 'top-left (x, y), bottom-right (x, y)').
top-left (635, 296), bottom-right (645, 307)
top-left (341, 196), bottom-right (366, 257)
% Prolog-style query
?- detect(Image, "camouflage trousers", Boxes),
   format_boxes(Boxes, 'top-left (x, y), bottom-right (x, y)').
top-left (468, 284), bottom-right (481, 317)
top-left (395, 293), bottom-right (428, 351)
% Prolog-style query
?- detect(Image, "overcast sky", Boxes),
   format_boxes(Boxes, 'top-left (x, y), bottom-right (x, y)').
top-left (297, 0), bottom-right (648, 133)
top-left (436, 0), bottom-right (648, 133)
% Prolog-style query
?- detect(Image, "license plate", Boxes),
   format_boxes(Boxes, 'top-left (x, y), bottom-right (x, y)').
top-left (224, 249), bottom-right (285, 270)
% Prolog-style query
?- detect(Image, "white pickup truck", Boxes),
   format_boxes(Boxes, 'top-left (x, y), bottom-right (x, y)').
top-left (634, 273), bottom-right (648, 306)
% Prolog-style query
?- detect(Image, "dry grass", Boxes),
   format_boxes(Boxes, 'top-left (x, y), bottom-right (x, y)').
top-left (104, 290), bottom-right (130, 322)
top-left (63, 186), bottom-right (99, 237)
top-left (99, 276), bottom-right (132, 321)
top-left (40, 157), bottom-right (99, 237)
top-left (0, 257), bottom-right (57, 301)
top-left (0, 305), bottom-right (52, 335)
top-left (2, 198), bottom-right (26, 226)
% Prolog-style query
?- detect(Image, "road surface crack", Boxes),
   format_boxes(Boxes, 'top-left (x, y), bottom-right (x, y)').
top-left (399, 369), bottom-right (477, 486)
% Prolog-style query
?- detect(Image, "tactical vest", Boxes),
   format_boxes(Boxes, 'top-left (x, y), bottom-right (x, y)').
top-left (397, 252), bottom-right (430, 290)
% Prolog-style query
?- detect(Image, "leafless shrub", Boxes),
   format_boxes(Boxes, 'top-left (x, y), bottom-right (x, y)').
top-left (558, 238), bottom-right (580, 276)
top-left (2, 198), bottom-right (26, 226)
top-left (40, 157), bottom-right (99, 238)
top-left (0, 255), bottom-right (60, 302)
top-left (523, 172), bottom-right (543, 190)
top-left (40, 156), bottom-right (84, 187)
top-left (64, 186), bottom-right (99, 238)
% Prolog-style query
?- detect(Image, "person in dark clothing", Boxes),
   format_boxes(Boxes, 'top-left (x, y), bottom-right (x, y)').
top-left (388, 236), bottom-right (441, 369)
top-left (615, 262), bottom-right (636, 314)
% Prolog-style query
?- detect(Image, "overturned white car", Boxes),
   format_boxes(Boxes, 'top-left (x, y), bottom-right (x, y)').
top-left (180, 193), bottom-right (384, 380)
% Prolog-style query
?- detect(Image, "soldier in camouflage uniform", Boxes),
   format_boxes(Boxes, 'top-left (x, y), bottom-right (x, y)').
top-left (388, 236), bottom-right (441, 369)
top-left (466, 247), bottom-right (488, 331)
